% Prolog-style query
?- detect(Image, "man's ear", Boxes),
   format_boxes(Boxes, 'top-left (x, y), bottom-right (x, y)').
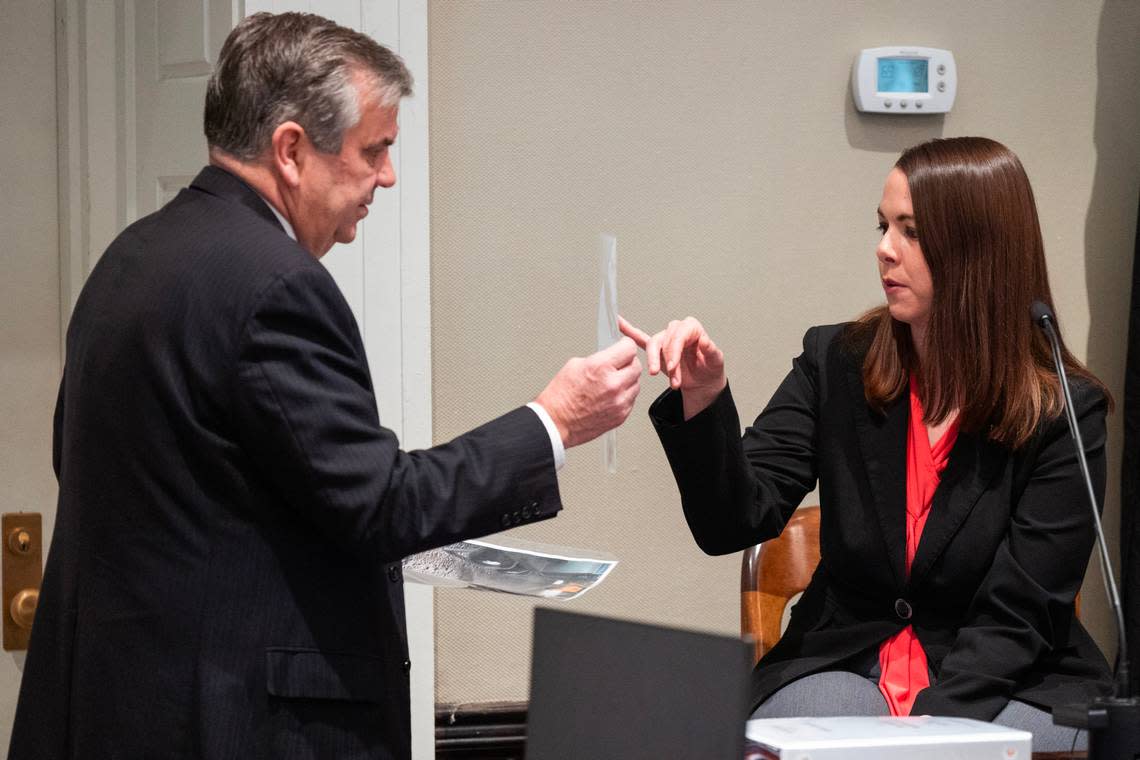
top-left (270, 121), bottom-right (306, 188)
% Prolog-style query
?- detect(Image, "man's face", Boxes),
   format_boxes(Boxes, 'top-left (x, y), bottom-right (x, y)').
top-left (293, 81), bottom-right (398, 258)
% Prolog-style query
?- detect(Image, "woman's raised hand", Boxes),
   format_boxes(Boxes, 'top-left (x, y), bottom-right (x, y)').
top-left (618, 315), bottom-right (727, 420)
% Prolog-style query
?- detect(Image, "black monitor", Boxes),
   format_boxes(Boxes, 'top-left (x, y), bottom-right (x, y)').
top-left (527, 608), bottom-right (752, 760)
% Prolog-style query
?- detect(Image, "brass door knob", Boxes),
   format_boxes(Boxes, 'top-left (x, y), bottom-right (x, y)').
top-left (10, 589), bottom-right (38, 630)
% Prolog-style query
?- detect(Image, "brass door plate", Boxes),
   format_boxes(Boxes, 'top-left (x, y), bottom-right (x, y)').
top-left (3, 513), bottom-right (43, 651)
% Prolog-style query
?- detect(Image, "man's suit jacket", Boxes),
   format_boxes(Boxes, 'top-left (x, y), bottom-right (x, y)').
top-left (9, 166), bottom-right (561, 759)
top-left (651, 323), bottom-right (1113, 719)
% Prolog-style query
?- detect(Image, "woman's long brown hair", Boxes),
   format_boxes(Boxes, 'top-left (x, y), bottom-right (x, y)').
top-left (855, 137), bottom-right (1108, 449)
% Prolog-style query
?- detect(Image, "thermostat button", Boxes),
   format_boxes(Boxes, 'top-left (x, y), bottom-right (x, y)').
top-left (937, 81), bottom-right (946, 92)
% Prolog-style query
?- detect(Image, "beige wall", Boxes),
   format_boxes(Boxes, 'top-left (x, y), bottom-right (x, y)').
top-left (428, 1), bottom-right (1140, 703)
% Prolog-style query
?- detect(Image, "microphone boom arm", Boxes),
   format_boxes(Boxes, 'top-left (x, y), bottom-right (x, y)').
top-left (1039, 314), bottom-right (1131, 698)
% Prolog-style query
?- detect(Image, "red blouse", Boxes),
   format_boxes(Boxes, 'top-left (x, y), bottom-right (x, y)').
top-left (877, 375), bottom-right (959, 716)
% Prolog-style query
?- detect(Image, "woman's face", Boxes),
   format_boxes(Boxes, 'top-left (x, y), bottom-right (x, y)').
top-left (877, 168), bottom-right (934, 341)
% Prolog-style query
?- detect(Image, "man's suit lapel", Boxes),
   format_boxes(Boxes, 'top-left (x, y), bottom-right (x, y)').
top-left (909, 432), bottom-right (1006, 587)
top-left (846, 362), bottom-right (909, 589)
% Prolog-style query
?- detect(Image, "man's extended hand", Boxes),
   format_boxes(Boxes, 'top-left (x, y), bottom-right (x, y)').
top-left (618, 315), bottom-right (726, 420)
top-left (535, 337), bottom-right (642, 448)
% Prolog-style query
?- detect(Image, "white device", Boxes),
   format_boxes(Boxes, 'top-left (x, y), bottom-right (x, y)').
top-left (852, 46), bottom-right (956, 114)
top-left (747, 716), bottom-right (1031, 760)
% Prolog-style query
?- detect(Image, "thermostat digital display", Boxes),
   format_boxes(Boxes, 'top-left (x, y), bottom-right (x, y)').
top-left (878, 58), bottom-right (927, 93)
top-left (852, 47), bottom-right (956, 114)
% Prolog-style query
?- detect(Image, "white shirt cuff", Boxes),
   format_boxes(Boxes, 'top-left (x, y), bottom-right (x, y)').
top-left (526, 402), bottom-right (566, 471)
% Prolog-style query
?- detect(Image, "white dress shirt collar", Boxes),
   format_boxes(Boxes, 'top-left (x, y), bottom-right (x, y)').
top-left (256, 193), bottom-right (297, 242)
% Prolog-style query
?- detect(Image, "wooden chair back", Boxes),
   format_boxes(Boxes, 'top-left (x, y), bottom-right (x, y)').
top-left (740, 505), bottom-right (820, 664)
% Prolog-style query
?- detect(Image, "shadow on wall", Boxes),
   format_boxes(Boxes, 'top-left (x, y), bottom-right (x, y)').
top-left (1088, 0), bottom-right (1140, 668)
top-left (841, 67), bottom-right (945, 154)
top-left (1086, 2), bottom-right (1140, 379)
top-left (1087, 2), bottom-right (1140, 386)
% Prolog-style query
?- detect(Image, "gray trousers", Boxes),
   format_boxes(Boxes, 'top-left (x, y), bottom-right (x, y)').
top-left (750, 671), bottom-right (1086, 753)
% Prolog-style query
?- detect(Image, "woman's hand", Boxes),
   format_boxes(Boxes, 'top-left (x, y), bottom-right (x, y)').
top-left (618, 315), bottom-right (726, 420)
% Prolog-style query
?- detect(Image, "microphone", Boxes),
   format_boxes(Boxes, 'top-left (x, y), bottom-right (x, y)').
top-left (1033, 300), bottom-right (1140, 758)
top-left (1030, 300), bottom-right (1054, 328)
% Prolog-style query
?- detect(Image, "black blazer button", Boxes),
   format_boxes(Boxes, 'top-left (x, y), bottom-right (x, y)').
top-left (388, 565), bottom-right (401, 582)
top-left (403, 659), bottom-right (411, 673)
top-left (894, 598), bottom-right (913, 620)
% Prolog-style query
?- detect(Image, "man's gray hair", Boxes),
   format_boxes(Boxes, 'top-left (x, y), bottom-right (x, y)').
top-left (204, 12), bottom-right (412, 160)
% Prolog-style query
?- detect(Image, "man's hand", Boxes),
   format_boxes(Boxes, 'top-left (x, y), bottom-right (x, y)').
top-left (619, 315), bottom-right (726, 420)
top-left (535, 337), bottom-right (642, 448)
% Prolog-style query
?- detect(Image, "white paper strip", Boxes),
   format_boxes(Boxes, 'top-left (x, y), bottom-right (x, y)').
top-left (597, 233), bottom-right (620, 474)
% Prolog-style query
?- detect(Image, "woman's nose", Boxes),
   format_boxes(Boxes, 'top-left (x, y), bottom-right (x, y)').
top-left (877, 234), bottom-right (897, 264)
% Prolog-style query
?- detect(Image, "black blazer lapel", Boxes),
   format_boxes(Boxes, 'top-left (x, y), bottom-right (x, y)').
top-left (908, 432), bottom-right (1007, 587)
top-left (847, 364), bottom-right (909, 588)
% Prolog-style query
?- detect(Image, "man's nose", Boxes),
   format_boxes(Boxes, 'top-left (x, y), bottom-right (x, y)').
top-left (376, 154), bottom-right (396, 189)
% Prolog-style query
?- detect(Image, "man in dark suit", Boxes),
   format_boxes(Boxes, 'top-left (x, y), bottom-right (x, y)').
top-left (10, 12), bottom-right (640, 760)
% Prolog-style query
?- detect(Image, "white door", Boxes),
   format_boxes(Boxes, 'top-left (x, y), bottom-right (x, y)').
top-left (0, 0), bottom-right (64, 749)
top-left (12, 1), bottom-right (434, 756)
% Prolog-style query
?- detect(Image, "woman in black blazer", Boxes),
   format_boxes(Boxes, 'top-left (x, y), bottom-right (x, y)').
top-left (622, 137), bottom-right (1113, 750)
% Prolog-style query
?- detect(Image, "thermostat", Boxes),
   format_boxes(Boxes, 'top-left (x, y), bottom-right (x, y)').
top-left (852, 47), bottom-right (956, 114)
